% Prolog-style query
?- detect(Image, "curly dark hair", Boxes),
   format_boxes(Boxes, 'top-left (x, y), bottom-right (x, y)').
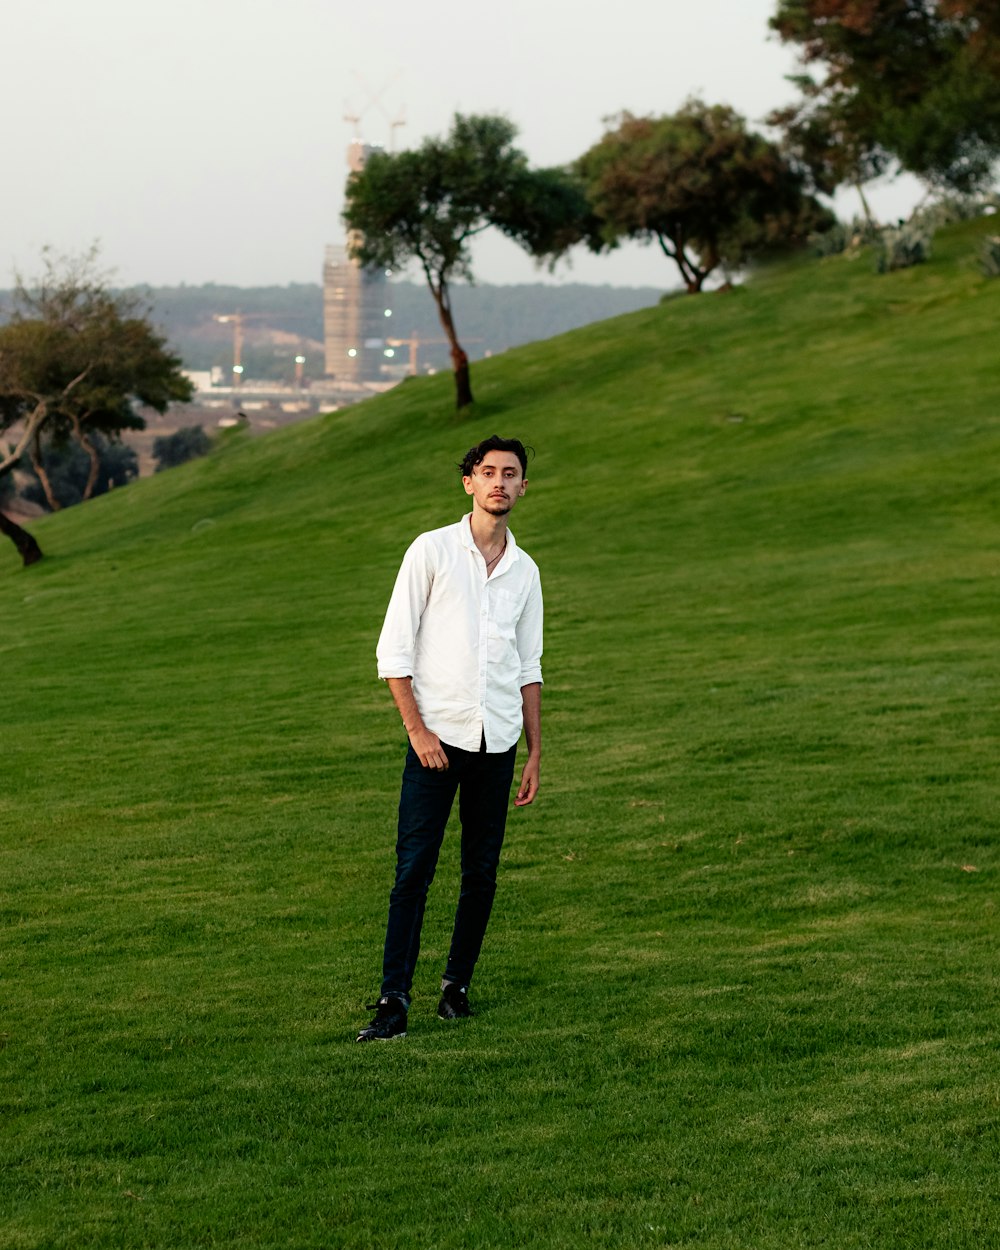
top-left (458, 434), bottom-right (531, 478)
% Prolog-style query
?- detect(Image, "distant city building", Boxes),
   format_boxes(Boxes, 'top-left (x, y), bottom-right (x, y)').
top-left (323, 140), bottom-right (391, 383)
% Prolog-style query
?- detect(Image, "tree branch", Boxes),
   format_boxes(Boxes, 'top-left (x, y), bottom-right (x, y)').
top-left (0, 401), bottom-right (49, 477)
top-left (0, 361), bottom-right (94, 478)
top-left (30, 430), bottom-right (61, 512)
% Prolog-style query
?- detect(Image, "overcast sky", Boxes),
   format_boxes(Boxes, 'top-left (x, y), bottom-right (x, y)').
top-left (3, 0), bottom-right (919, 290)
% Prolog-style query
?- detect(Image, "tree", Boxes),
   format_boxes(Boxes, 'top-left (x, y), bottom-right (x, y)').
top-left (0, 248), bottom-right (193, 565)
top-left (770, 1), bottom-right (1000, 195)
top-left (19, 432), bottom-right (138, 511)
top-left (153, 424), bottom-right (213, 471)
top-left (767, 86), bottom-right (889, 224)
top-left (0, 510), bottom-right (42, 566)
top-left (576, 102), bottom-right (831, 294)
top-left (343, 113), bottom-right (589, 409)
top-left (0, 466), bottom-right (13, 509)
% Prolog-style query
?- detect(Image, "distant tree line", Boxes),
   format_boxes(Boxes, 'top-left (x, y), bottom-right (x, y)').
top-left (83, 280), bottom-right (665, 379)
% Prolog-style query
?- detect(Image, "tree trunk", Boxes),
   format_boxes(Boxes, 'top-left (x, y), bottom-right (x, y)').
top-left (77, 427), bottom-right (101, 501)
top-left (657, 232), bottom-right (708, 293)
top-left (451, 356), bottom-right (473, 410)
top-left (30, 432), bottom-right (61, 512)
top-left (0, 509), bottom-right (43, 566)
top-left (855, 182), bottom-right (878, 229)
top-left (428, 275), bottom-right (474, 409)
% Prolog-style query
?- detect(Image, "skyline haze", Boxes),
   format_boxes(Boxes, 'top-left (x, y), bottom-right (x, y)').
top-left (4, 0), bottom-right (920, 292)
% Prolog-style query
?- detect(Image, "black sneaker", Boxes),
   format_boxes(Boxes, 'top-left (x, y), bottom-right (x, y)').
top-left (437, 982), bottom-right (472, 1020)
top-left (356, 996), bottom-right (407, 1042)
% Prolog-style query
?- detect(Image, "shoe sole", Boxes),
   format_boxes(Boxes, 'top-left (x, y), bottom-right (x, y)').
top-left (356, 1031), bottom-right (407, 1042)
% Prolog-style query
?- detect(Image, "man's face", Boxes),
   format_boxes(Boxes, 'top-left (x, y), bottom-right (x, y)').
top-left (462, 451), bottom-right (527, 517)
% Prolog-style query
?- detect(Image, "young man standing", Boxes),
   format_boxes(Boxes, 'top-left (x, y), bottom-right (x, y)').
top-left (357, 435), bottom-right (543, 1042)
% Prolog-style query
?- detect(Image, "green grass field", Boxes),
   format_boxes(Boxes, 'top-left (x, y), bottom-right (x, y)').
top-left (3, 218), bottom-right (999, 1248)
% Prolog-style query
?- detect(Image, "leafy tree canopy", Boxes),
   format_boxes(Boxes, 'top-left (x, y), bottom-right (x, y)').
top-left (344, 113), bottom-right (589, 408)
top-left (576, 101), bottom-right (831, 293)
top-left (0, 247), bottom-right (193, 565)
top-left (771, 1), bottom-right (1000, 195)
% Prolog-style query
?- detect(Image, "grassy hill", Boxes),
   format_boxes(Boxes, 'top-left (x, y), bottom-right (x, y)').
top-left (3, 218), bottom-right (999, 1249)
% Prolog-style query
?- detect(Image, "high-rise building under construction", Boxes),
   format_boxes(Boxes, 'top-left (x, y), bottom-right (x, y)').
top-left (323, 139), bottom-right (390, 383)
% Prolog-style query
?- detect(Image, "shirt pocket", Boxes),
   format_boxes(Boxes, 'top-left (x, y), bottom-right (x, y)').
top-left (489, 586), bottom-right (524, 633)
top-left (487, 586), bottom-right (524, 670)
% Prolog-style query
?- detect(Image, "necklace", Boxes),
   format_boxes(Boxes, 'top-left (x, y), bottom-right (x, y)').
top-left (483, 539), bottom-right (507, 571)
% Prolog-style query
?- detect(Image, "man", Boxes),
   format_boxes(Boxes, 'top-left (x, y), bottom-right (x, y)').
top-left (357, 434), bottom-right (543, 1042)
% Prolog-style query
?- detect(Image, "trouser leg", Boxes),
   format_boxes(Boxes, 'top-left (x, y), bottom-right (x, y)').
top-left (380, 745), bottom-right (459, 1001)
top-left (444, 745), bottom-right (517, 987)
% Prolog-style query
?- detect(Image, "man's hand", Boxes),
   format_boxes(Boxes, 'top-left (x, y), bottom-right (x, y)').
top-left (514, 755), bottom-right (539, 807)
top-left (386, 677), bottom-right (449, 771)
top-left (410, 727), bottom-right (449, 772)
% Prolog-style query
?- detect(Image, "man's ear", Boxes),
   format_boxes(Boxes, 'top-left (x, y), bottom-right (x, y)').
top-left (462, 475), bottom-right (474, 496)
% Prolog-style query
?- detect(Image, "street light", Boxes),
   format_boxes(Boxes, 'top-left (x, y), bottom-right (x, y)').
top-left (294, 355), bottom-right (306, 387)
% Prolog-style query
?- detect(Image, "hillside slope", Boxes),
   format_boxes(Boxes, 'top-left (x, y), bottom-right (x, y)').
top-left (3, 219), bottom-right (998, 1249)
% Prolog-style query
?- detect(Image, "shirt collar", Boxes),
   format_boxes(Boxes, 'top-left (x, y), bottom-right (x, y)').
top-left (459, 512), bottom-right (520, 563)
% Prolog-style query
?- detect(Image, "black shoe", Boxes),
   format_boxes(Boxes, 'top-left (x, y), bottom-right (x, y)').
top-left (437, 982), bottom-right (472, 1020)
top-left (356, 996), bottom-right (407, 1042)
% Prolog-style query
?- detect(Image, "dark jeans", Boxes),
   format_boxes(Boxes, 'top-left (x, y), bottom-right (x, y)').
top-left (380, 740), bottom-right (518, 1002)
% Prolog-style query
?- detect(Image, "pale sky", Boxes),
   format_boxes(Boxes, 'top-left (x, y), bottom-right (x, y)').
top-left (3, 0), bottom-right (919, 290)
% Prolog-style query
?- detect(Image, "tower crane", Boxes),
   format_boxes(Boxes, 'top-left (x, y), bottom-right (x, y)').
top-left (213, 311), bottom-right (311, 386)
top-left (386, 332), bottom-right (482, 377)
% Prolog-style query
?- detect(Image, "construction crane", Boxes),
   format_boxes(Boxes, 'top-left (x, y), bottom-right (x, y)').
top-left (386, 333), bottom-right (483, 377)
top-left (213, 311), bottom-right (311, 386)
top-left (344, 71), bottom-right (406, 149)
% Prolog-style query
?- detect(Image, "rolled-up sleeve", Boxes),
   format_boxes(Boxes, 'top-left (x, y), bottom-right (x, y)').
top-left (515, 569), bottom-right (544, 688)
top-left (376, 538), bottom-right (432, 680)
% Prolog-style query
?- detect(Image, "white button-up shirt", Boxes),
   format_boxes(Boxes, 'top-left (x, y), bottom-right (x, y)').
top-left (376, 514), bottom-right (543, 753)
